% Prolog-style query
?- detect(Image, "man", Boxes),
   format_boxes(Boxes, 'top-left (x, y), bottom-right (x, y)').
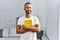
top-left (16, 2), bottom-right (41, 40)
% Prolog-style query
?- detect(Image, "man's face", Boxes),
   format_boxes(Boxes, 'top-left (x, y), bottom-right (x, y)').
top-left (24, 4), bottom-right (32, 14)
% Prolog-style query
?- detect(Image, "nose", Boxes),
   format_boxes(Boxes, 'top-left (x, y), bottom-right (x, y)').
top-left (28, 8), bottom-right (31, 11)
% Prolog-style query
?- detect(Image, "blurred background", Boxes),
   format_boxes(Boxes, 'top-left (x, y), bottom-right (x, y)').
top-left (0, 0), bottom-right (59, 40)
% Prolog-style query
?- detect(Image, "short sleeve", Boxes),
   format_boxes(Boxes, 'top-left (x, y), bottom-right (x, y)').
top-left (17, 17), bottom-right (21, 25)
top-left (34, 17), bottom-right (40, 24)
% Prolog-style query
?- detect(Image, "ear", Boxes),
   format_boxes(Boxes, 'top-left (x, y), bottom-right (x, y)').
top-left (24, 7), bottom-right (25, 10)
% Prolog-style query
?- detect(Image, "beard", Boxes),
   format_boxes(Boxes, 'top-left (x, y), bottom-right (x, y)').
top-left (26, 10), bottom-right (32, 14)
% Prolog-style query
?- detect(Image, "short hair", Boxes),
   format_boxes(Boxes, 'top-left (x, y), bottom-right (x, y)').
top-left (24, 2), bottom-right (31, 6)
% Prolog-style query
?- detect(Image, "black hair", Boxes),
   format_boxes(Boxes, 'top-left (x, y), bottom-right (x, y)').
top-left (24, 2), bottom-right (31, 6)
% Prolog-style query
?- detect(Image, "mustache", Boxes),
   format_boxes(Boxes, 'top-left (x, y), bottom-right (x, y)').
top-left (26, 10), bottom-right (30, 11)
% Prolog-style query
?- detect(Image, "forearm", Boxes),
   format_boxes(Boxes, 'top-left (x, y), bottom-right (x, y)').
top-left (26, 27), bottom-right (40, 32)
top-left (22, 24), bottom-right (40, 32)
top-left (16, 29), bottom-right (28, 34)
top-left (16, 25), bottom-right (28, 34)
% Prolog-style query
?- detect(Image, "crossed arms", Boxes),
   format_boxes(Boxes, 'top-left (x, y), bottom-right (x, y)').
top-left (16, 24), bottom-right (41, 34)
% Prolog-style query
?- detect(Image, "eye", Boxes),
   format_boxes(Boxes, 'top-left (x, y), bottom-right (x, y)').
top-left (26, 7), bottom-right (31, 9)
top-left (29, 7), bottom-right (31, 9)
top-left (27, 7), bottom-right (29, 8)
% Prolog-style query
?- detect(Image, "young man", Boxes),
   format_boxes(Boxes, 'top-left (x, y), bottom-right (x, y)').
top-left (16, 2), bottom-right (41, 40)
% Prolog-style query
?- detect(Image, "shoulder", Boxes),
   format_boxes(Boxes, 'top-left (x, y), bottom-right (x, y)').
top-left (19, 16), bottom-right (25, 19)
top-left (32, 16), bottom-right (40, 24)
top-left (17, 16), bottom-right (24, 21)
top-left (32, 16), bottom-right (38, 19)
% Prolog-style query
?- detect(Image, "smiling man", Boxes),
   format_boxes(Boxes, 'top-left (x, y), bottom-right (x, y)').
top-left (16, 2), bottom-right (41, 40)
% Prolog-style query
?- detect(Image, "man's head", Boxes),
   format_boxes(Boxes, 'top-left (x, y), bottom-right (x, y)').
top-left (24, 2), bottom-right (32, 14)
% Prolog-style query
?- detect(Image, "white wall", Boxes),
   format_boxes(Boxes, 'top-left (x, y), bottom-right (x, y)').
top-left (59, 1), bottom-right (60, 40)
top-left (46, 0), bottom-right (59, 40)
top-left (0, 0), bottom-right (30, 28)
top-left (59, 8), bottom-right (60, 40)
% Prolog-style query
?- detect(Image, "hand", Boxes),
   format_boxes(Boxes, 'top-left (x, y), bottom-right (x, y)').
top-left (22, 25), bottom-right (34, 31)
top-left (22, 25), bottom-right (28, 30)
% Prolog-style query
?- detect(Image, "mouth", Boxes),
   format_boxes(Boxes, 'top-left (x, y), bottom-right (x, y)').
top-left (26, 12), bottom-right (30, 14)
top-left (26, 10), bottom-right (31, 13)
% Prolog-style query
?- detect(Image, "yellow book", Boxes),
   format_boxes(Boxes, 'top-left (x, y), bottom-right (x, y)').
top-left (24, 20), bottom-right (32, 27)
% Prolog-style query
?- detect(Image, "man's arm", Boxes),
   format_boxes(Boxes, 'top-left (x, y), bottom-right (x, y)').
top-left (22, 24), bottom-right (41, 32)
top-left (16, 25), bottom-right (28, 34)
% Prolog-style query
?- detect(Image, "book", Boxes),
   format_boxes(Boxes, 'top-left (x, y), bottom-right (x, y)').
top-left (24, 20), bottom-right (32, 27)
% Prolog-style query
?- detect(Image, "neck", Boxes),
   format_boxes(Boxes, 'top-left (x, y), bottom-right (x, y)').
top-left (25, 14), bottom-right (31, 18)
